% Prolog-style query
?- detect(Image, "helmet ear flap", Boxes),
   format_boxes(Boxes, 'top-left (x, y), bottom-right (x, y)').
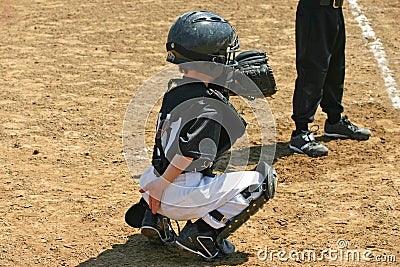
top-left (166, 50), bottom-right (193, 65)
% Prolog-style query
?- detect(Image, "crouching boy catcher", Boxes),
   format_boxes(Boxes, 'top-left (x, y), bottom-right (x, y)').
top-left (125, 11), bottom-right (277, 259)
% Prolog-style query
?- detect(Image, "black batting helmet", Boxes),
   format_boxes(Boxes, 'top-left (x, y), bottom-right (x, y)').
top-left (166, 11), bottom-right (240, 66)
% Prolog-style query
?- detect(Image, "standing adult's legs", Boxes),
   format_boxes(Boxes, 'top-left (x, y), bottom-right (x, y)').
top-left (292, 6), bottom-right (341, 132)
top-left (321, 8), bottom-right (346, 124)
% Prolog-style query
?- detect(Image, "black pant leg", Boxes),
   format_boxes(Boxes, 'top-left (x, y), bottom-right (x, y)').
top-left (321, 8), bottom-right (345, 120)
top-left (292, 3), bottom-right (343, 128)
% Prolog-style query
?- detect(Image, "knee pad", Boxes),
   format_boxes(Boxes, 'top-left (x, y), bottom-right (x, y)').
top-left (255, 161), bottom-right (278, 200)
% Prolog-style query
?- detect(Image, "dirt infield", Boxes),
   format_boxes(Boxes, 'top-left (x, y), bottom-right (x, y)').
top-left (0, 0), bottom-right (399, 266)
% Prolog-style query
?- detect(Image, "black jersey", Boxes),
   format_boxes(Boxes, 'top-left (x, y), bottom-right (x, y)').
top-left (152, 76), bottom-right (246, 176)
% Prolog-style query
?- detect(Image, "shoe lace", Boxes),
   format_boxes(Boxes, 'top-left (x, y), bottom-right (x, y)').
top-left (305, 125), bottom-right (320, 146)
top-left (174, 220), bottom-right (181, 236)
top-left (341, 115), bottom-right (359, 131)
top-left (309, 124), bottom-right (320, 135)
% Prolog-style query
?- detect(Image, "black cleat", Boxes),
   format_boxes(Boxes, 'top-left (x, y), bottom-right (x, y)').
top-left (176, 220), bottom-right (234, 259)
top-left (324, 115), bottom-right (371, 140)
top-left (289, 130), bottom-right (328, 157)
top-left (140, 208), bottom-right (176, 244)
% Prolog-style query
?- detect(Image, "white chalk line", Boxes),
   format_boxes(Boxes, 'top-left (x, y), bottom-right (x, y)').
top-left (348, 0), bottom-right (400, 109)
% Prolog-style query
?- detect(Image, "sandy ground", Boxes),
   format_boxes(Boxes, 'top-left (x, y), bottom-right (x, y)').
top-left (0, 0), bottom-right (399, 266)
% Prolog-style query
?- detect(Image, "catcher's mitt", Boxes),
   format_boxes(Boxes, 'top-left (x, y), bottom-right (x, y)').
top-left (234, 50), bottom-right (277, 97)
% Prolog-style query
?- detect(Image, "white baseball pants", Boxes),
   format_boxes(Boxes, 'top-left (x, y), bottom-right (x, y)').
top-left (140, 166), bottom-right (264, 229)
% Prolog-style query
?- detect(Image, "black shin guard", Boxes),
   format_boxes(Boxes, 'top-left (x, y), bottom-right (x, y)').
top-left (216, 194), bottom-right (268, 243)
top-left (216, 162), bottom-right (277, 243)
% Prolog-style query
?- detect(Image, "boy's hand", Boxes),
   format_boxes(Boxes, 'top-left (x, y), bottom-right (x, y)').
top-left (140, 177), bottom-right (170, 214)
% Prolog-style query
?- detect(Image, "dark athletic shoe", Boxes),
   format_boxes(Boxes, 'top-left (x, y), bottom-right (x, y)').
top-left (176, 220), bottom-right (234, 259)
top-left (324, 115), bottom-right (371, 140)
top-left (140, 208), bottom-right (176, 244)
top-left (289, 130), bottom-right (328, 157)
